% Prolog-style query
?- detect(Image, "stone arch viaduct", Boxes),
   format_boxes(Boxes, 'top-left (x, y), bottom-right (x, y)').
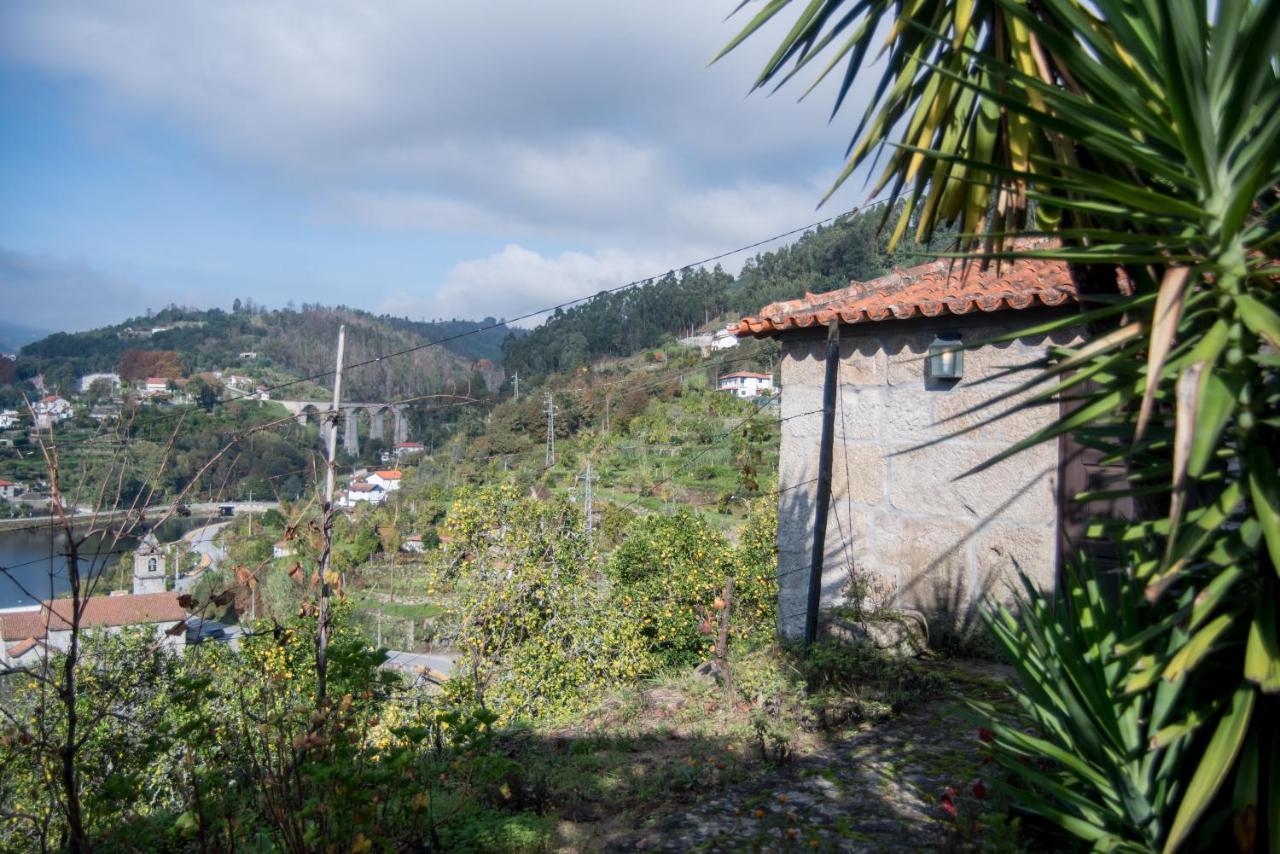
top-left (276, 400), bottom-right (408, 456)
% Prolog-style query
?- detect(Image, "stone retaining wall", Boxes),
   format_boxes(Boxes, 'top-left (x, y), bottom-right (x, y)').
top-left (774, 311), bottom-right (1082, 639)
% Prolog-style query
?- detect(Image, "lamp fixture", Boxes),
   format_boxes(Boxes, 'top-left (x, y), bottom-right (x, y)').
top-left (928, 334), bottom-right (964, 380)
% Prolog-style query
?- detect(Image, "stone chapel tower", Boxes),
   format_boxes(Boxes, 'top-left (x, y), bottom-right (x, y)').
top-left (132, 534), bottom-right (168, 595)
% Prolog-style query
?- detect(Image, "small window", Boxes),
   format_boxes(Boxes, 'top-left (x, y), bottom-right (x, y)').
top-left (148, 557), bottom-right (157, 572)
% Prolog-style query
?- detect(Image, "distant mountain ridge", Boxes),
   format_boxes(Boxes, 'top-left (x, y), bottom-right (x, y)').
top-left (0, 320), bottom-right (53, 354)
top-left (15, 304), bottom-right (522, 401)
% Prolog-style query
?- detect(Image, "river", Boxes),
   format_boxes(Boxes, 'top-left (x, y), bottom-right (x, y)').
top-left (0, 516), bottom-right (217, 608)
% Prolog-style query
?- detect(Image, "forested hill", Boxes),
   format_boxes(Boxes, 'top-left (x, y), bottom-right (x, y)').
top-left (17, 305), bottom-right (518, 402)
top-left (502, 204), bottom-right (950, 376)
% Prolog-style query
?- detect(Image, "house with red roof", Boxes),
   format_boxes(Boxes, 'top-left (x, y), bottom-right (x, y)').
top-left (367, 470), bottom-right (402, 492)
top-left (0, 591), bottom-right (189, 665)
top-left (734, 250), bottom-right (1087, 639)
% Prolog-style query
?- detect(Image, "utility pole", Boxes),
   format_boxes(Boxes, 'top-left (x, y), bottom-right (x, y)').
top-left (578, 461), bottom-right (596, 543)
top-left (804, 321), bottom-right (840, 649)
top-left (511, 371), bottom-right (520, 402)
top-left (316, 324), bottom-right (346, 703)
top-left (544, 393), bottom-right (557, 467)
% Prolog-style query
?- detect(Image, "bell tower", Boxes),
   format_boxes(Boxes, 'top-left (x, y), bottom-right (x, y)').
top-left (132, 534), bottom-right (167, 594)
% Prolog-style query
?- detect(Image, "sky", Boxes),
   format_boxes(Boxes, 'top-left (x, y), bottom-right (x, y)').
top-left (0, 1), bottom-right (878, 334)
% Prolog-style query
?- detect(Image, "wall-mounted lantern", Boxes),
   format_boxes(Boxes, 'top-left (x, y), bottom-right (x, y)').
top-left (928, 334), bottom-right (964, 380)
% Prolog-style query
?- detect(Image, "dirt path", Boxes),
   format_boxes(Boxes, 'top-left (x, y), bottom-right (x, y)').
top-left (613, 662), bottom-right (1012, 852)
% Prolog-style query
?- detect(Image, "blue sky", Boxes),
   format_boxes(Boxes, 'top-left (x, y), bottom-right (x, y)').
top-left (0, 2), bottom-right (874, 334)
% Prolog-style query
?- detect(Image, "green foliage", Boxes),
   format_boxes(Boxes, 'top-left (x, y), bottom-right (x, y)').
top-left (445, 483), bottom-right (654, 720)
top-left (737, 1), bottom-right (1278, 848)
top-left (978, 563), bottom-right (1189, 851)
top-left (608, 505), bottom-right (777, 668)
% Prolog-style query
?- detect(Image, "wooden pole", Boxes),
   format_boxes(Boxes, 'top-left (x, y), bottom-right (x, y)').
top-left (316, 324), bottom-right (346, 703)
top-left (714, 576), bottom-right (735, 666)
top-left (804, 321), bottom-right (840, 649)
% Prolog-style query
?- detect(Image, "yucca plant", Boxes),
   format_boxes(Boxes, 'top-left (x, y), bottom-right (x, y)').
top-left (720, 1), bottom-right (1279, 850)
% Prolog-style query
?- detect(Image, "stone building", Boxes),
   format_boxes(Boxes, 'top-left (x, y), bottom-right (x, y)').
top-left (734, 254), bottom-right (1086, 639)
top-left (133, 534), bottom-right (168, 594)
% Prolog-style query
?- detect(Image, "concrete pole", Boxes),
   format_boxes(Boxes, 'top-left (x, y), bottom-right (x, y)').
top-left (317, 324), bottom-right (346, 703)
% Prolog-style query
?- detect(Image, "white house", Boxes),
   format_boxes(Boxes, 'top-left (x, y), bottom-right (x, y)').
top-left (718, 371), bottom-right (775, 398)
top-left (366, 470), bottom-right (402, 492)
top-left (393, 442), bottom-right (425, 459)
top-left (273, 540), bottom-right (296, 558)
top-left (78, 372), bottom-right (122, 393)
top-left (33, 396), bottom-right (74, 428)
top-left (0, 479), bottom-right (21, 500)
top-left (0, 409), bottom-right (20, 429)
top-left (711, 328), bottom-right (740, 351)
top-left (143, 378), bottom-right (170, 396)
top-left (340, 482), bottom-right (386, 507)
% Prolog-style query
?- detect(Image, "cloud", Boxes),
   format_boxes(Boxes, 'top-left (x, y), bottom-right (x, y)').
top-left (376, 244), bottom-right (668, 326)
top-left (0, 1), bottom-right (871, 249)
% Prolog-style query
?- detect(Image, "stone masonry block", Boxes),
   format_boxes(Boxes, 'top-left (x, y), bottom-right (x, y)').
top-left (972, 523), bottom-right (1058, 606)
top-left (829, 443), bottom-right (887, 505)
top-left (888, 440), bottom-right (1057, 523)
top-left (932, 385), bottom-right (1058, 443)
top-left (838, 336), bottom-right (887, 386)
top-left (870, 512), bottom-right (972, 623)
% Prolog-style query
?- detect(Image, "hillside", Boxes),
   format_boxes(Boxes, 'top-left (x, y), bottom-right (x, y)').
top-left (15, 304), bottom-right (518, 402)
top-left (502, 202), bottom-right (953, 377)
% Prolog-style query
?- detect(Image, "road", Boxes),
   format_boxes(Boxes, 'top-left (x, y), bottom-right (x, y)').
top-left (0, 500), bottom-right (279, 533)
top-left (182, 520), bottom-right (231, 570)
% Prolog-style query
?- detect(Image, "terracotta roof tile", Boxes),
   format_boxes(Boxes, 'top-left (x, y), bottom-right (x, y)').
top-left (43, 592), bottom-right (187, 631)
top-left (0, 609), bottom-right (48, 642)
top-left (733, 250), bottom-right (1076, 337)
top-left (373, 470), bottom-right (402, 479)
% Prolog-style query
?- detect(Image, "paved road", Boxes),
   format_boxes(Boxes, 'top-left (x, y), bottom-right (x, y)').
top-left (182, 520), bottom-right (231, 569)
top-left (0, 500), bottom-right (279, 533)
top-left (381, 650), bottom-right (456, 681)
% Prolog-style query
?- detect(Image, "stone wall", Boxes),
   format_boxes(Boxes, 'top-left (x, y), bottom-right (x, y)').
top-left (774, 311), bottom-right (1081, 639)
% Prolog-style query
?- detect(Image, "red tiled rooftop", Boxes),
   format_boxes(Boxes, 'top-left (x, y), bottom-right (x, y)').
top-left (720, 371), bottom-right (773, 380)
top-left (3, 592), bottom-right (186, 641)
top-left (0, 609), bottom-right (48, 642)
top-left (733, 252), bottom-right (1076, 337)
top-left (44, 592), bottom-right (187, 631)
top-left (6, 637), bottom-right (47, 658)
top-left (373, 470), bottom-right (402, 479)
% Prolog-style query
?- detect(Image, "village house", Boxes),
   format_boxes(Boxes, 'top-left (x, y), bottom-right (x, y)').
top-left (273, 540), bottom-right (296, 558)
top-left (393, 441), bottom-right (425, 459)
top-left (32, 396), bottom-right (73, 428)
top-left (0, 408), bottom-right (21, 429)
top-left (718, 370), bottom-right (776, 399)
top-left (734, 254), bottom-right (1086, 639)
top-left (0, 536), bottom-right (187, 665)
top-left (0, 478), bottom-right (22, 500)
top-left (143, 377), bottom-right (171, 396)
top-left (340, 481), bottom-right (386, 508)
top-left (366, 470), bottom-right (402, 492)
top-left (78, 372), bottom-right (122, 393)
top-left (0, 592), bottom-right (189, 665)
top-left (400, 534), bottom-right (426, 553)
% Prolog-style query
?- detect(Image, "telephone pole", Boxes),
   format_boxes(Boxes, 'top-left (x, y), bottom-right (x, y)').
top-left (511, 371), bottom-right (520, 402)
top-left (317, 324), bottom-right (346, 703)
top-left (577, 461), bottom-right (596, 543)
top-left (544, 393), bottom-right (557, 467)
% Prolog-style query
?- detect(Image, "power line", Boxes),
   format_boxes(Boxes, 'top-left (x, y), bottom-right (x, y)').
top-left (18, 196), bottom-right (894, 456)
